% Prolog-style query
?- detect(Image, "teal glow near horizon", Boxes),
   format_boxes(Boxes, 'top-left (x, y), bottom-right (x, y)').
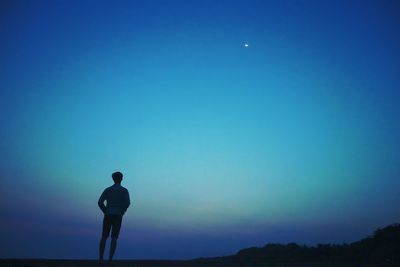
top-left (1, 0), bottom-right (399, 259)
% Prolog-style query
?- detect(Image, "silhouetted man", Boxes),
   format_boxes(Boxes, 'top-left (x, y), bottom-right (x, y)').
top-left (98, 171), bottom-right (130, 264)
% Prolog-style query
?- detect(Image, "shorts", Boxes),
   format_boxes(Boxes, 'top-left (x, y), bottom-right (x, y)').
top-left (102, 214), bottom-right (122, 239)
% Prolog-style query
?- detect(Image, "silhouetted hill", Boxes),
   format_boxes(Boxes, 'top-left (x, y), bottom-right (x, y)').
top-left (231, 223), bottom-right (400, 264)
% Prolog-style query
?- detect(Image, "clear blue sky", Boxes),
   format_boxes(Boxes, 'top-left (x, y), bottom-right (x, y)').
top-left (0, 0), bottom-right (399, 259)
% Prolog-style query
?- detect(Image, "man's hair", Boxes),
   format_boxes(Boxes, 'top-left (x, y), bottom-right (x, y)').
top-left (112, 171), bottom-right (123, 183)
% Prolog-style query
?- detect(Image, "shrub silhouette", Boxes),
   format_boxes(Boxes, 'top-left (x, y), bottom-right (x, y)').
top-left (234, 223), bottom-right (400, 264)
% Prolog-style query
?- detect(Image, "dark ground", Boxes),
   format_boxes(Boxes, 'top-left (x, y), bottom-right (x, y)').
top-left (0, 259), bottom-right (397, 267)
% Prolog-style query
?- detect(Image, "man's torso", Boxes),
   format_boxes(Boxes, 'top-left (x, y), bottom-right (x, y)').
top-left (104, 184), bottom-right (129, 215)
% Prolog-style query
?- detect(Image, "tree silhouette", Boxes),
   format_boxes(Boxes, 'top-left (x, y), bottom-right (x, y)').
top-left (234, 223), bottom-right (400, 264)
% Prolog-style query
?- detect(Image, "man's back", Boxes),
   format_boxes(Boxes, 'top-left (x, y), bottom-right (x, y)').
top-left (98, 184), bottom-right (130, 216)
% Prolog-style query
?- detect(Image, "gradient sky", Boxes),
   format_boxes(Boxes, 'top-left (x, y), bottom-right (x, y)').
top-left (1, 0), bottom-right (400, 260)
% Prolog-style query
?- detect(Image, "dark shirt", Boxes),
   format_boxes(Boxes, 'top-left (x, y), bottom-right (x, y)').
top-left (98, 184), bottom-right (130, 216)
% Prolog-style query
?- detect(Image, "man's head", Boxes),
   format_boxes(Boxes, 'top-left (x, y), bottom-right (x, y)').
top-left (112, 171), bottom-right (123, 184)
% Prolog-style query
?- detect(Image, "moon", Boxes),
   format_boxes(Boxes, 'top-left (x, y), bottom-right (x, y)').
top-left (244, 43), bottom-right (249, 47)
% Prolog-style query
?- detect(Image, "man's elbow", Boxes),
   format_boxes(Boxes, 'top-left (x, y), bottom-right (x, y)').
top-left (98, 200), bottom-right (106, 210)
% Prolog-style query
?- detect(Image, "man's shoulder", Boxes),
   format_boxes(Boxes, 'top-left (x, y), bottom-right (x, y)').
top-left (121, 186), bottom-right (129, 192)
top-left (103, 185), bottom-right (115, 192)
top-left (108, 184), bottom-right (129, 192)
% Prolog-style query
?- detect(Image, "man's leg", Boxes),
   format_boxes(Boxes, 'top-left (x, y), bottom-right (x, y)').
top-left (109, 237), bottom-right (117, 261)
top-left (100, 215), bottom-right (111, 264)
top-left (99, 236), bottom-right (107, 263)
top-left (109, 215), bottom-right (122, 262)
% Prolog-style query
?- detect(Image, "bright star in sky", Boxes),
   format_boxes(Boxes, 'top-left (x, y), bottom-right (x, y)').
top-left (244, 43), bottom-right (249, 47)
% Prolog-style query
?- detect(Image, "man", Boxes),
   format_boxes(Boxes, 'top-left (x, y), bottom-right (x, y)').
top-left (98, 171), bottom-right (130, 264)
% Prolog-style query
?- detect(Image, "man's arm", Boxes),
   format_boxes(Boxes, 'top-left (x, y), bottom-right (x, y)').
top-left (122, 190), bottom-right (130, 215)
top-left (98, 190), bottom-right (107, 214)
